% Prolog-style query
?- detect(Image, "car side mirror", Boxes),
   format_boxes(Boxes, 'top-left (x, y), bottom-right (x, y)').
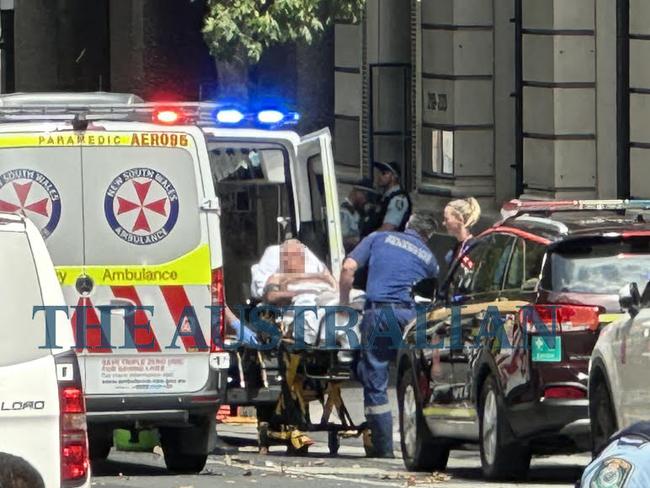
top-left (619, 282), bottom-right (641, 317)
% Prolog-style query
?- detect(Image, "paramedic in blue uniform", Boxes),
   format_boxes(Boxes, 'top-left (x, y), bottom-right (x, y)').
top-left (339, 212), bottom-right (439, 458)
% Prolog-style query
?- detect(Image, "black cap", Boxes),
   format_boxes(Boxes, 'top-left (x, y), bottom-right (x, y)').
top-left (374, 161), bottom-right (401, 178)
top-left (352, 177), bottom-right (378, 194)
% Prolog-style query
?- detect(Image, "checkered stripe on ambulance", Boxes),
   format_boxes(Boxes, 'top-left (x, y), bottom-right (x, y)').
top-left (0, 126), bottom-right (224, 396)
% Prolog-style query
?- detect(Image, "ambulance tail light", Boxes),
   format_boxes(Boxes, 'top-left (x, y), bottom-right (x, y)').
top-left (520, 304), bottom-right (602, 333)
top-left (153, 108), bottom-right (184, 125)
top-left (210, 267), bottom-right (225, 352)
top-left (56, 354), bottom-right (89, 486)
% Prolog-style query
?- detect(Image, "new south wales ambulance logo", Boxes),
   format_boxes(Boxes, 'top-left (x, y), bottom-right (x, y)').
top-left (104, 167), bottom-right (179, 245)
top-left (0, 169), bottom-right (62, 238)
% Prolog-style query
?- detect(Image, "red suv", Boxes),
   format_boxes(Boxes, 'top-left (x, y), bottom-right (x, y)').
top-left (397, 200), bottom-right (650, 480)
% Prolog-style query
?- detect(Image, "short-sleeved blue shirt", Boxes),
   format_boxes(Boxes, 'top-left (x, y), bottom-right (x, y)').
top-left (349, 229), bottom-right (439, 305)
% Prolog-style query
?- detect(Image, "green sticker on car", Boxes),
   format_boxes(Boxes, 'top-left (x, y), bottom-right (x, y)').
top-left (531, 336), bottom-right (562, 362)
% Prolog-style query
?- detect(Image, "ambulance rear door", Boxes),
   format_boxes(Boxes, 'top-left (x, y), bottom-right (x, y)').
top-left (294, 128), bottom-right (344, 278)
top-left (69, 124), bottom-right (214, 396)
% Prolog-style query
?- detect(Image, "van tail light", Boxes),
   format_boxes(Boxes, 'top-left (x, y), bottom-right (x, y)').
top-left (56, 353), bottom-right (89, 486)
top-left (520, 304), bottom-right (602, 333)
top-left (543, 386), bottom-right (587, 400)
top-left (210, 267), bottom-right (225, 352)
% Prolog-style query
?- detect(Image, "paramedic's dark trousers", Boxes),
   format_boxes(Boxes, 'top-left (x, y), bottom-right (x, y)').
top-left (357, 303), bottom-right (416, 456)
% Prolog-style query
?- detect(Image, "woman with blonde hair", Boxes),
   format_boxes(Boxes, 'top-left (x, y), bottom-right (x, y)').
top-left (443, 197), bottom-right (481, 263)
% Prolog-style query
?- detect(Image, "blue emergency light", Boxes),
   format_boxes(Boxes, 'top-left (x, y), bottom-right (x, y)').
top-left (215, 109), bottom-right (245, 124)
top-left (212, 105), bottom-right (299, 129)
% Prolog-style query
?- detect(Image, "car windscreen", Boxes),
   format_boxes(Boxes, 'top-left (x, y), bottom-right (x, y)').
top-left (0, 231), bottom-right (47, 367)
top-left (544, 236), bottom-right (650, 294)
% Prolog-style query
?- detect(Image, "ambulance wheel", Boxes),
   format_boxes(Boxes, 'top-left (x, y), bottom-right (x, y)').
top-left (479, 376), bottom-right (531, 480)
top-left (163, 451), bottom-right (207, 474)
top-left (398, 365), bottom-right (449, 471)
top-left (160, 429), bottom-right (207, 474)
top-left (590, 380), bottom-right (617, 456)
top-left (328, 431), bottom-right (340, 455)
top-left (88, 430), bottom-right (113, 462)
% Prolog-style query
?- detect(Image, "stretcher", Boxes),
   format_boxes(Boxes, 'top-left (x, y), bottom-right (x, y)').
top-left (225, 303), bottom-right (372, 456)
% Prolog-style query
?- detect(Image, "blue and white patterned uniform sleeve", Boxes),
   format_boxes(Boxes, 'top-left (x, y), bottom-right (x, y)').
top-left (383, 195), bottom-right (409, 227)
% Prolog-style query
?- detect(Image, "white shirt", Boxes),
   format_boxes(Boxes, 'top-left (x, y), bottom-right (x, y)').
top-left (250, 244), bottom-right (328, 299)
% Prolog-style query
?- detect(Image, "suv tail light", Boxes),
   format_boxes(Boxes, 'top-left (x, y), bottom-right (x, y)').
top-left (520, 304), bottom-right (602, 333)
top-left (56, 353), bottom-right (89, 486)
top-left (543, 386), bottom-right (587, 399)
top-left (210, 267), bottom-right (225, 352)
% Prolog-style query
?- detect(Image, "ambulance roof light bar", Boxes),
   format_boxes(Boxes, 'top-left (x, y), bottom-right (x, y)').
top-left (0, 101), bottom-right (301, 129)
top-left (501, 199), bottom-right (650, 218)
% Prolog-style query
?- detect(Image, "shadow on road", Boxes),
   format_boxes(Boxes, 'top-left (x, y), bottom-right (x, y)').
top-left (91, 457), bottom-right (169, 477)
top-left (445, 465), bottom-right (584, 485)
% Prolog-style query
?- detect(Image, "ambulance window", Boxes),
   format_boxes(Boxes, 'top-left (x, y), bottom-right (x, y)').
top-left (81, 146), bottom-right (202, 265)
top-left (0, 231), bottom-right (47, 367)
top-left (208, 146), bottom-right (286, 184)
top-left (299, 154), bottom-right (330, 267)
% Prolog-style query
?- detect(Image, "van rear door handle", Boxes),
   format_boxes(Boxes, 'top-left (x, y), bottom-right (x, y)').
top-left (107, 298), bottom-right (138, 315)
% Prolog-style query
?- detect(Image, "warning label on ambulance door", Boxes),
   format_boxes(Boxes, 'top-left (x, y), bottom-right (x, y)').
top-left (99, 357), bottom-right (188, 392)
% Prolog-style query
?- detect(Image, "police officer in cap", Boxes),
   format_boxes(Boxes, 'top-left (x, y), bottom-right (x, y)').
top-left (360, 161), bottom-right (412, 237)
top-left (340, 177), bottom-right (378, 254)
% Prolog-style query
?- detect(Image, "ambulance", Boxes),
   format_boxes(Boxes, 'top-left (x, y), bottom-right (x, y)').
top-left (0, 92), bottom-right (344, 472)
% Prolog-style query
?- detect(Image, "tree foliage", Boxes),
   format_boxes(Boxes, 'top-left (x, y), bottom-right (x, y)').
top-left (202, 0), bottom-right (365, 63)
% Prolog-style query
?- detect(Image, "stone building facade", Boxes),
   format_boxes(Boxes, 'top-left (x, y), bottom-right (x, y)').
top-left (334, 0), bottom-right (650, 214)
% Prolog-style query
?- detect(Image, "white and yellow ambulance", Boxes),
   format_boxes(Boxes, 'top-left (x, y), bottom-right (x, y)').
top-left (0, 92), bottom-right (343, 472)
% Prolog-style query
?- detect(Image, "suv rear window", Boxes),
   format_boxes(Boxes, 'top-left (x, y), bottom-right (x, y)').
top-left (543, 237), bottom-right (650, 294)
top-left (0, 231), bottom-right (47, 367)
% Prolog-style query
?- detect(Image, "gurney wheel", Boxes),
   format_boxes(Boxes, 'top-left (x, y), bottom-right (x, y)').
top-left (258, 423), bottom-right (270, 455)
top-left (328, 430), bottom-right (340, 455)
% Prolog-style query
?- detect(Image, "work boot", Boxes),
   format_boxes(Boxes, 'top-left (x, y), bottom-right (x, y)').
top-left (366, 412), bottom-right (394, 458)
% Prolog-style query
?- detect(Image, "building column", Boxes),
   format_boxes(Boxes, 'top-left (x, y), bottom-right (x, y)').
top-left (14, 0), bottom-right (109, 92)
top-left (521, 0), bottom-right (597, 200)
top-left (417, 0), bottom-right (496, 210)
top-left (628, 0), bottom-right (650, 198)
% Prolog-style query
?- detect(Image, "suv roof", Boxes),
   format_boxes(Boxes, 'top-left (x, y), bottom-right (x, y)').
top-left (495, 200), bottom-right (650, 242)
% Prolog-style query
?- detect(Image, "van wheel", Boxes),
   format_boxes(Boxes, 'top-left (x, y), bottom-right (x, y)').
top-left (397, 365), bottom-right (449, 471)
top-left (590, 380), bottom-right (617, 456)
top-left (479, 376), bottom-right (531, 480)
top-left (160, 429), bottom-right (208, 474)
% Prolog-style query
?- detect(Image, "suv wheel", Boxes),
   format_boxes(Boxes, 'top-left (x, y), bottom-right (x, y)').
top-left (479, 376), bottom-right (531, 480)
top-left (590, 380), bottom-right (617, 456)
top-left (398, 365), bottom-right (449, 471)
top-left (160, 428), bottom-right (208, 474)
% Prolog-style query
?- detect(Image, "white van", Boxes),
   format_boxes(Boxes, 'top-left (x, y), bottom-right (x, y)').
top-left (0, 93), bottom-right (344, 473)
top-left (0, 212), bottom-right (90, 488)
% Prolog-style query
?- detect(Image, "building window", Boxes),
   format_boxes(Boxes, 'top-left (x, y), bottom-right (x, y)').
top-left (431, 130), bottom-right (454, 175)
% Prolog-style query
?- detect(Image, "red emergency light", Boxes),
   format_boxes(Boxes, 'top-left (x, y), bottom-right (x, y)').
top-left (152, 108), bottom-right (184, 125)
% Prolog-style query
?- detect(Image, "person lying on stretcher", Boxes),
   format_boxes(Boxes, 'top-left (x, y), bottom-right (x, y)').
top-left (251, 238), bottom-right (361, 349)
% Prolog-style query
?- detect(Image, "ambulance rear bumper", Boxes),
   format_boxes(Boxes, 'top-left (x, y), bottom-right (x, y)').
top-left (84, 368), bottom-right (227, 427)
